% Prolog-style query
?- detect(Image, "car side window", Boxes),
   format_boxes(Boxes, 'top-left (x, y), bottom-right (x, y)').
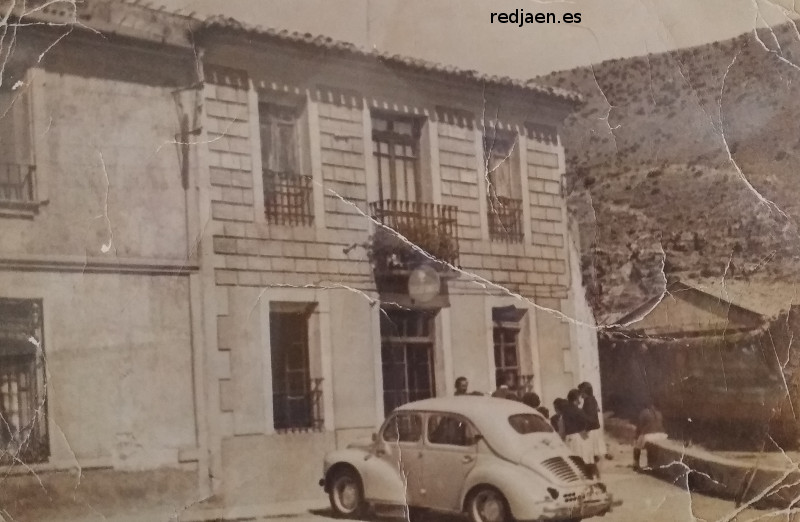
top-left (427, 414), bottom-right (474, 446)
top-left (382, 413), bottom-right (423, 443)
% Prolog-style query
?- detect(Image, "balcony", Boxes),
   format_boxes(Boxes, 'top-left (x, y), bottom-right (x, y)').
top-left (368, 200), bottom-right (459, 273)
top-left (263, 169), bottom-right (314, 226)
top-left (488, 196), bottom-right (523, 243)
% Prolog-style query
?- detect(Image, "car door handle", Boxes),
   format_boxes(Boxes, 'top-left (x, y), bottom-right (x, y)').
top-left (462, 455), bottom-right (475, 463)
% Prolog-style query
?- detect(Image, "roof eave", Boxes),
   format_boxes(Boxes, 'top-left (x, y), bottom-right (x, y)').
top-left (196, 20), bottom-right (583, 108)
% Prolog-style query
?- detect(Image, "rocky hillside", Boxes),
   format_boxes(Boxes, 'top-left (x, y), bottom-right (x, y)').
top-left (535, 22), bottom-right (800, 320)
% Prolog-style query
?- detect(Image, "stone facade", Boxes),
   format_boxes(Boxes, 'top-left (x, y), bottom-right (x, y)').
top-left (0, 1), bottom-right (602, 515)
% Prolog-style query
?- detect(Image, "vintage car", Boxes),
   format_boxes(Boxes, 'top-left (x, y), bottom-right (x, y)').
top-left (319, 396), bottom-right (618, 522)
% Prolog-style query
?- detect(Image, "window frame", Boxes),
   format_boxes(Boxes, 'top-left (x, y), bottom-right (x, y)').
top-left (380, 308), bottom-right (437, 417)
top-left (425, 412), bottom-right (478, 448)
top-left (258, 99), bottom-right (314, 226)
top-left (483, 128), bottom-right (523, 243)
top-left (381, 411), bottom-right (424, 444)
top-left (493, 320), bottom-right (521, 389)
top-left (371, 112), bottom-right (423, 202)
top-left (269, 304), bottom-right (324, 433)
top-left (0, 298), bottom-right (49, 465)
top-left (0, 76), bottom-right (41, 219)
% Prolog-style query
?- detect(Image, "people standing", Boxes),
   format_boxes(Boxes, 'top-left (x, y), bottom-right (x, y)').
top-left (562, 389), bottom-right (598, 478)
top-left (634, 400), bottom-right (667, 471)
top-left (454, 376), bottom-right (469, 396)
top-left (492, 371), bottom-right (519, 400)
top-left (579, 381), bottom-right (611, 462)
top-left (520, 391), bottom-right (541, 410)
top-left (551, 398), bottom-right (567, 439)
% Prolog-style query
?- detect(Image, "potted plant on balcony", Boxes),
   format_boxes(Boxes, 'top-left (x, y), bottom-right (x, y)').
top-left (367, 222), bottom-right (458, 274)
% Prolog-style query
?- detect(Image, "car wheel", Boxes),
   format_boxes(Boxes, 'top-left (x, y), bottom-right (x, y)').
top-left (467, 487), bottom-right (510, 522)
top-left (329, 467), bottom-right (366, 518)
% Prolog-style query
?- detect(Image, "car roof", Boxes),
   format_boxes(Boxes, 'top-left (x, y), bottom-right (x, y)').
top-left (394, 396), bottom-right (560, 462)
top-left (395, 395), bottom-right (538, 419)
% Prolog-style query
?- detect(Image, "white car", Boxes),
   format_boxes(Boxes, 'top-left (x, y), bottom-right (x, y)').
top-left (320, 396), bottom-right (618, 522)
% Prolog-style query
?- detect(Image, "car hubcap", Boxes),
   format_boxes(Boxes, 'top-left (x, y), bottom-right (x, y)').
top-left (474, 491), bottom-right (504, 522)
top-left (336, 477), bottom-right (358, 512)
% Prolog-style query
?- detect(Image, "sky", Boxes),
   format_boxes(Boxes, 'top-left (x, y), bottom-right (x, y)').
top-left (158, 0), bottom-right (800, 78)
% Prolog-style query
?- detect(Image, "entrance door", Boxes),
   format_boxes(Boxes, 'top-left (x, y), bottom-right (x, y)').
top-left (380, 309), bottom-right (436, 416)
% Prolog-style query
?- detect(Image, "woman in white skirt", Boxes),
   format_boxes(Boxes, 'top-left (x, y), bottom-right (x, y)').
top-left (578, 382), bottom-right (609, 461)
top-left (562, 389), bottom-right (597, 476)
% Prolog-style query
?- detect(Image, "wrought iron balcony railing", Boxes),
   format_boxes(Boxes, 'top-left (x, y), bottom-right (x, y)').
top-left (263, 169), bottom-right (314, 226)
top-left (273, 377), bottom-right (324, 433)
top-left (369, 200), bottom-right (459, 270)
top-left (488, 196), bottom-right (523, 243)
top-left (0, 164), bottom-right (35, 203)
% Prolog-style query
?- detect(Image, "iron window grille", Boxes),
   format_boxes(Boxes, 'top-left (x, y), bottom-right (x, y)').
top-left (0, 298), bottom-right (48, 465)
top-left (0, 164), bottom-right (35, 204)
top-left (369, 199), bottom-right (459, 268)
top-left (487, 196), bottom-right (524, 243)
top-left (259, 102), bottom-right (313, 226)
top-left (484, 131), bottom-right (523, 243)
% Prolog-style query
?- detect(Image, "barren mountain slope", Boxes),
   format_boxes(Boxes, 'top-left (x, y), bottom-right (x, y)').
top-left (535, 23), bottom-right (800, 319)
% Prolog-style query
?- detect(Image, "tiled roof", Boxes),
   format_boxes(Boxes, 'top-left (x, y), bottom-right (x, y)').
top-left (11, 0), bottom-right (582, 103)
top-left (200, 15), bottom-right (583, 105)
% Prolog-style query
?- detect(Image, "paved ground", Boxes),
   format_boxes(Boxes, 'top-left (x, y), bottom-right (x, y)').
top-left (10, 440), bottom-right (800, 522)
top-left (271, 441), bottom-right (800, 522)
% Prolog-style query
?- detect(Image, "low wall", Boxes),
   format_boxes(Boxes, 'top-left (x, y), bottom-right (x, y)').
top-left (648, 439), bottom-right (800, 509)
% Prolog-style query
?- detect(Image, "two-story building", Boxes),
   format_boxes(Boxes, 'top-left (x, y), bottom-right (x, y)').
top-left (0, 0), bottom-right (601, 516)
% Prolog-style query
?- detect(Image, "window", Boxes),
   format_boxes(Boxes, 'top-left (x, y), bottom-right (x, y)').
top-left (492, 306), bottom-right (526, 389)
top-left (0, 83), bottom-right (38, 216)
top-left (259, 102), bottom-right (313, 225)
top-left (0, 299), bottom-right (48, 464)
top-left (484, 130), bottom-right (522, 243)
top-left (372, 113), bottom-right (422, 202)
top-left (508, 414), bottom-right (553, 434)
top-left (270, 305), bottom-right (323, 432)
top-left (380, 309), bottom-right (436, 416)
top-left (427, 414), bottom-right (474, 446)
top-left (382, 413), bottom-right (423, 443)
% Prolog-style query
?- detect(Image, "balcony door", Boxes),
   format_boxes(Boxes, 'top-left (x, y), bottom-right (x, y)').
top-left (380, 308), bottom-right (436, 416)
top-left (372, 114), bottom-right (421, 202)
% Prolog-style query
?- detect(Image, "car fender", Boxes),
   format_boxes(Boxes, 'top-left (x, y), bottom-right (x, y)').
top-left (461, 458), bottom-right (551, 520)
top-left (324, 448), bottom-right (407, 505)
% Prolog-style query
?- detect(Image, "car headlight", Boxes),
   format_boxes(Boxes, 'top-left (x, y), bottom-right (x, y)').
top-left (547, 487), bottom-right (559, 500)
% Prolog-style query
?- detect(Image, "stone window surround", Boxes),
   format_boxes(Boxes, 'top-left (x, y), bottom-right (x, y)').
top-left (248, 82), bottom-right (326, 231)
top-left (483, 297), bottom-right (541, 398)
top-left (256, 288), bottom-right (335, 435)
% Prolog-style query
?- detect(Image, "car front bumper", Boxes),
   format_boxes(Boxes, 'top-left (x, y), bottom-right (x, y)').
top-left (535, 494), bottom-right (620, 521)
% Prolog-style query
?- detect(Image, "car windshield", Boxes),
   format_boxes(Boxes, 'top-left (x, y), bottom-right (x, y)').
top-left (508, 413), bottom-right (554, 434)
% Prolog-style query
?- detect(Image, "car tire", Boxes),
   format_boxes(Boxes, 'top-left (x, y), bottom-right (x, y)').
top-left (329, 467), bottom-right (366, 519)
top-left (466, 486), bottom-right (511, 522)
